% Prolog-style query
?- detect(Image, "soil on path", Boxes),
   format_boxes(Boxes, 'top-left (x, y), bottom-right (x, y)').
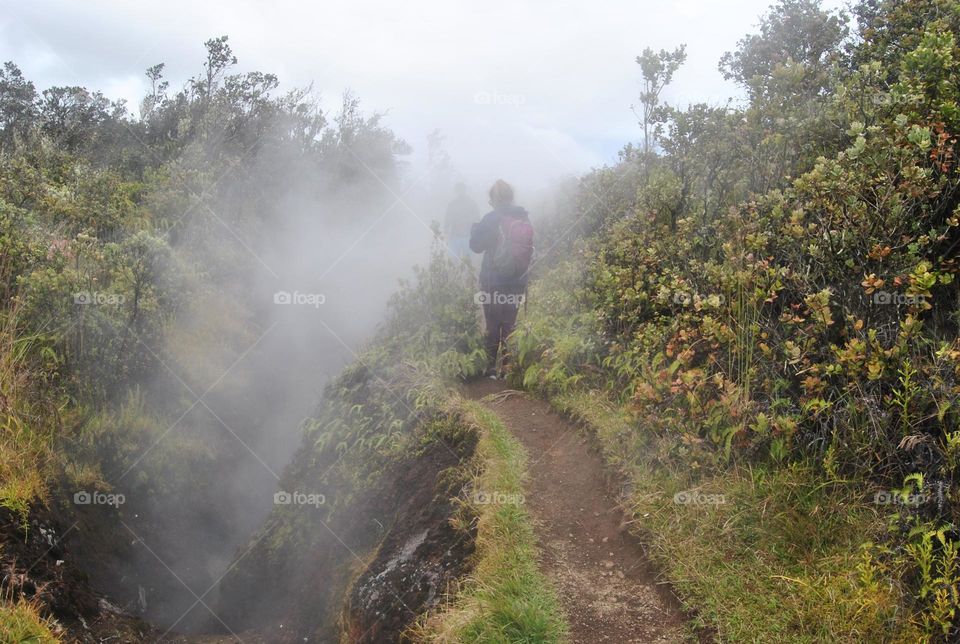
top-left (465, 379), bottom-right (689, 643)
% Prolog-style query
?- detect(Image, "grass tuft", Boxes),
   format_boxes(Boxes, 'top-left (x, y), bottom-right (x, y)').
top-left (0, 596), bottom-right (61, 643)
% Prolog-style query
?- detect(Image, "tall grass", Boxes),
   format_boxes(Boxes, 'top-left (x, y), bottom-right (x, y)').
top-left (0, 308), bottom-right (58, 522)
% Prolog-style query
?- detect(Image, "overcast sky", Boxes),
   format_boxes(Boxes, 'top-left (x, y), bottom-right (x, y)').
top-left (0, 0), bottom-right (844, 192)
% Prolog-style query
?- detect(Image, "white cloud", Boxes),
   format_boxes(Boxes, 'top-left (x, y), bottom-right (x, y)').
top-left (0, 0), bottom-right (847, 192)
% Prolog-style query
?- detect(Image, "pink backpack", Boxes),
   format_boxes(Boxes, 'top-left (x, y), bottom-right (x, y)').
top-left (492, 214), bottom-right (534, 279)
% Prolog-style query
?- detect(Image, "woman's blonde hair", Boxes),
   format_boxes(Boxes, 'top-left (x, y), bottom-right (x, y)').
top-left (488, 179), bottom-right (514, 208)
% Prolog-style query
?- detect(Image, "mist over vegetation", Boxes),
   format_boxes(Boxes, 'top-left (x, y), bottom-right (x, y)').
top-left (0, 34), bottom-right (443, 630)
top-left (2, 0), bottom-right (960, 642)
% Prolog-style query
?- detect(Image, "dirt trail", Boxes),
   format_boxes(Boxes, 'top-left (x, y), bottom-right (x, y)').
top-left (465, 380), bottom-right (688, 643)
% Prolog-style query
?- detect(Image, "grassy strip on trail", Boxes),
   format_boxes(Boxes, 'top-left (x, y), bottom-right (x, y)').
top-left (411, 398), bottom-right (568, 643)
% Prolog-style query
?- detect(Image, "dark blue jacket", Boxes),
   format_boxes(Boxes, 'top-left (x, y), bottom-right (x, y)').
top-left (469, 205), bottom-right (531, 291)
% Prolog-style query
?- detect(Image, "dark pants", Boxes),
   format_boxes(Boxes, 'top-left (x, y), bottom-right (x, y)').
top-left (481, 288), bottom-right (523, 369)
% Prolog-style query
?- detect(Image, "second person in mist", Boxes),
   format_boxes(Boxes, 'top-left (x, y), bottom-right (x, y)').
top-left (469, 179), bottom-right (534, 378)
top-left (444, 182), bottom-right (479, 265)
